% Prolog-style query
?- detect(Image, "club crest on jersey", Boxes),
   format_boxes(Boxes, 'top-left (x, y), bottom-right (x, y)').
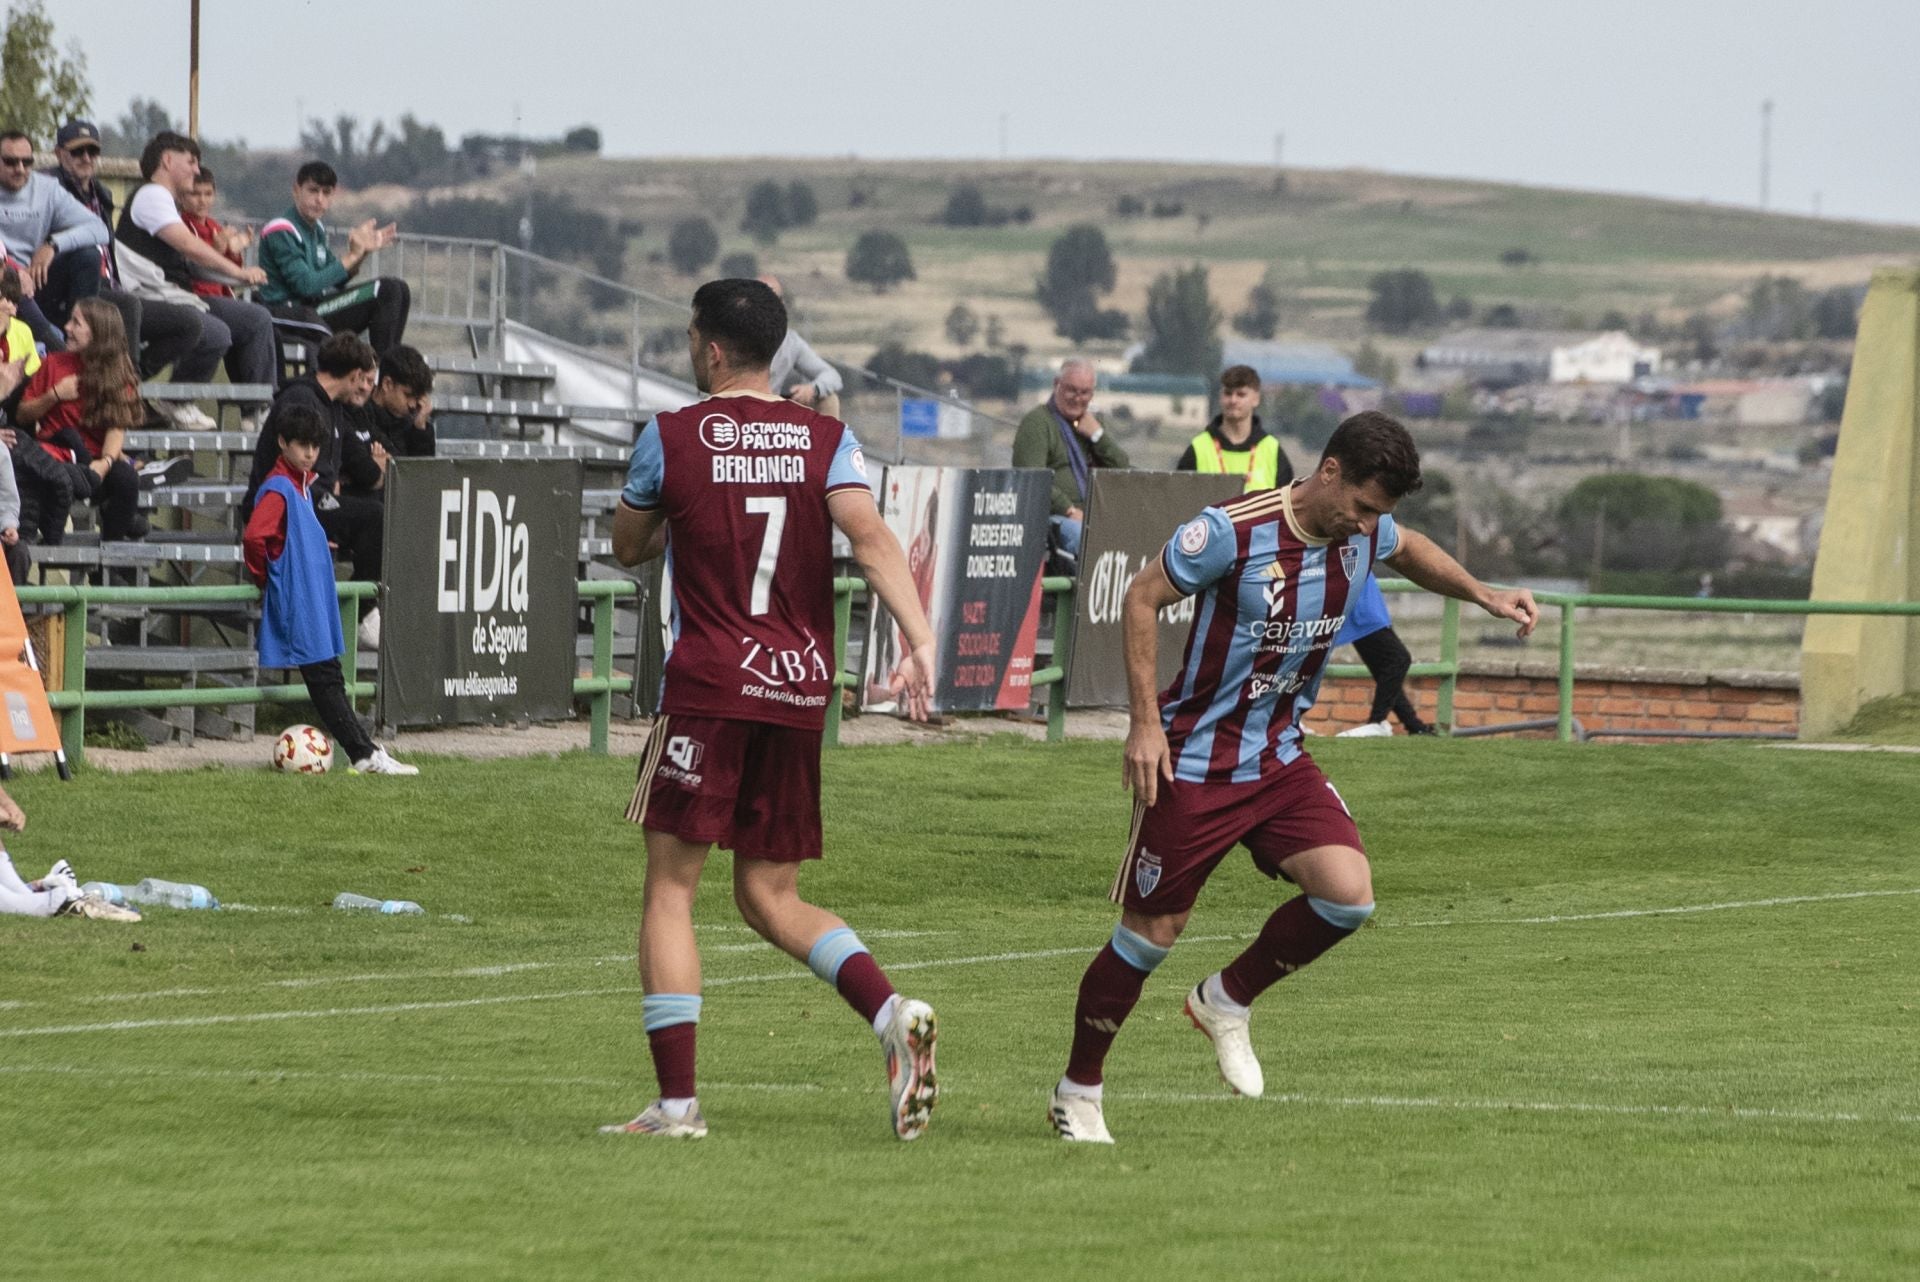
top-left (1340, 544), bottom-right (1362, 580)
top-left (698, 413), bottom-right (740, 452)
top-left (1178, 519), bottom-right (1209, 556)
top-left (1135, 849), bottom-right (1162, 897)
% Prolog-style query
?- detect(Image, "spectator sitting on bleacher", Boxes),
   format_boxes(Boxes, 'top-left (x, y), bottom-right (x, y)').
top-left (243, 402), bottom-right (416, 777)
top-left (113, 131), bottom-right (277, 407)
top-left (244, 334), bottom-right (386, 621)
top-left (47, 120), bottom-right (229, 430)
top-left (342, 344), bottom-right (435, 502)
top-left (13, 298), bottom-right (173, 543)
top-left (0, 127), bottom-right (108, 350)
top-left (178, 165), bottom-right (251, 299)
top-left (258, 163), bottom-right (410, 356)
top-left (0, 265), bottom-right (40, 420)
top-left (0, 427), bottom-right (27, 584)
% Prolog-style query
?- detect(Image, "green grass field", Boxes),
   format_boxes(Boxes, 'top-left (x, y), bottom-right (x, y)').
top-left (4, 739), bottom-right (1915, 1280)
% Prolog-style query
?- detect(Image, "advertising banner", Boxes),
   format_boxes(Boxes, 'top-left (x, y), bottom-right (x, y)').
top-left (863, 465), bottom-right (1051, 713)
top-left (1066, 470), bottom-right (1244, 707)
top-left (380, 458), bottom-right (583, 727)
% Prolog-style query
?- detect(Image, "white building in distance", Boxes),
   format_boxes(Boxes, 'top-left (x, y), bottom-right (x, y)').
top-left (1549, 332), bottom-right (1663, 384)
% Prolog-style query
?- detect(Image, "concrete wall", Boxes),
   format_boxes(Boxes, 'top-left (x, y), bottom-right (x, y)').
top-left (1801, 267), bottom-right (1920, 737)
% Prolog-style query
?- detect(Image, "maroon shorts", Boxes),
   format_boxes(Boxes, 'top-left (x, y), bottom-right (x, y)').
top-left (626, 714), bottom-right (823, 862)
top-left (1109, 753), bottom-right (1363, 915)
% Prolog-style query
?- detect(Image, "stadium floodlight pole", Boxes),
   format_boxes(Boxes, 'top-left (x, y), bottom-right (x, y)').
top-left (188, 0), bottom-right (201, 138)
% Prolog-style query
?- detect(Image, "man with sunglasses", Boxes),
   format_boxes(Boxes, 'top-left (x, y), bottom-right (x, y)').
top-left (0, 128), bottom-right (109, 349)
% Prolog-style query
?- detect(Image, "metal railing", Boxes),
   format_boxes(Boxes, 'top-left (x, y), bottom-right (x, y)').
top-left (19, 579), bottom-right (636, 765)
top-left (826, 575), bottom-right (1076, 746)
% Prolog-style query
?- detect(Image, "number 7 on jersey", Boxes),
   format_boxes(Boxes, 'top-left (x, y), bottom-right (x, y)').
top-left (744, 496), bottom-right (787, 616)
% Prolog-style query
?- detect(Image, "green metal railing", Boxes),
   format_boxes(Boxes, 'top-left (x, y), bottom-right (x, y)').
top-left (1531, 591), bottom-right (1920, 742)
top-left (19, 579), bottom-right (636, 765)
top-left (827, 575), bottom-right (1077, 745)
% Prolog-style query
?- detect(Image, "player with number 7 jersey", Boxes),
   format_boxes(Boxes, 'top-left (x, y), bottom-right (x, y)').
top-left (604, 279), bottom-right (941, 1145)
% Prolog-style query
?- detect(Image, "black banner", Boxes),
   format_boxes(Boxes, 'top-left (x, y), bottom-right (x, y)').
top-left (863, 466), bottom-right (1052, 713)
top-left (379, 458), bottom-right (583, 726)
top-left (1067, 470), bottom-right (1244, 707)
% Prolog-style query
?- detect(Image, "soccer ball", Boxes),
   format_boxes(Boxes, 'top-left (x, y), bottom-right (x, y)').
top-left (272, 724), bottom-right (334, 774)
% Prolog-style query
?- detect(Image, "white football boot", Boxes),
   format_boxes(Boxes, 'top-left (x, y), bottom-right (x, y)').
top-left (883, 998), bottom-right (938, 1140)
top-left (1185, 982), bottom-right (1265, 1098)
top-left (351, 746), bottom-right (419, 776)
top-left (1336, 720), bottom-right (1394, 738)
top-left (1048, 1086), bottom-right (1115, 1144)
top-left (599, 1102), bottom-right (708, 1139)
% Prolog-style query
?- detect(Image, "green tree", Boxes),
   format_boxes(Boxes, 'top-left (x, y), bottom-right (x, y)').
top-left (719, 251), bottom-right (759, 279)
top-left (942, 185), bottom-right (989, 227)
top-left (0, 1), bottom-right (91, 145)
top-left (1352, 339), bottom-right (1398, 387)
top-left (562, 125), bottom-right (601, 154)
top-left (1482, 303), bottom-right (1522, 328)
top-left (742, 180), bottom-right (789, 242)
top-left (1036, 224), bottom-right (1127, 342)
top-left (865, 341), bottom-right (941, 389)
top-left (1365, 268), bottom-right (1441, 334)
top-left (1743, 275), bottom-right (1814, 341)
top-left (667, 217), bottom-right (719, 275)
top-left (1231, 281), bottom-right (1281, 339)
top-left (846, 229), bottom-right (915, 292)
top-left (1134, 264), bottom-right (1222, 377)
top-left (102, 97), bottom-right (176, 154)
top-left (785, 181), bottom-right (818, 227)
top-left (1445, 293), bottom-right (1474, 321)
top-left (1811, 286), bottom-right (1858, 340)
top-left (945, 302), bottom-right (979, 347)
top-left (1556, 474), bottom-right (1729, 575)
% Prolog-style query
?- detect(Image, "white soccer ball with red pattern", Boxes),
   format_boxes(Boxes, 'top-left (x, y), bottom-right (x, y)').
top-left (272, 724), bottom-right (334, 774)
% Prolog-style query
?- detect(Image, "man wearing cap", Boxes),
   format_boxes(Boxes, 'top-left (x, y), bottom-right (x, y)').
top-left (47, 120), bottom-right (226, 417)
top-left (0, 127), bottom-right (108, 348)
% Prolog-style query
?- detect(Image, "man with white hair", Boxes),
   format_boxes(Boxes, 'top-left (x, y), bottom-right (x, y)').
top-left (1011, 357), bottom-right (1130, 566)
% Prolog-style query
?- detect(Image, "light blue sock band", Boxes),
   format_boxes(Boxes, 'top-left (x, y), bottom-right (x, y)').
top-left (1308, 897), bottom-right (1376, 931)
top-left (641, 992), bottom-right (703, 1032)
top-left (807, 927), bottom-right (870, 985)
top-left (1110, 923), bottom-right (1171, 973)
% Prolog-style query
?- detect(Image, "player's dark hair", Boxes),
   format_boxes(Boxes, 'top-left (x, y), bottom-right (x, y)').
top-left (377, 344), bottom-right (433, 396)
top-left (139, 130), bottom-right (199, 180)
top-left (296, 160), bottom-right (338, 189)
top-left (317, 332), bottom-right (377, 378)
top-left (1321, 410), bottom-right (1424, 498)
top-left (1220, 364), bottom-right (1261, 393)
top-left (274, 404), bottom-right (329, 449)
top-left (690, 278), bottom-right (786, 370)
top-left (0, 266), bottom-right (20, 304)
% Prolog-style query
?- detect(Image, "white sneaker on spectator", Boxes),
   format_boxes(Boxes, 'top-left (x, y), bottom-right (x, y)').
top-left (352, 745), bottom-right (419, 776)
top-left (56, 892), bottom-right (142, 923)
top-left (357, 608), bottom-right (381, 651)
top-left (156, 402), bottom-right (217, 431)
top-left (138, 455), bottom-right (193, 490)
top-left (41, 859), bottom-right (79, 899)
top-left (1336, 720), bottom-right (1394, 738)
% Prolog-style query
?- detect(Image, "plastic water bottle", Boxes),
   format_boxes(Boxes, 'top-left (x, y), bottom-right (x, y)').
top-left (333, 892), bottom-right (424, 916)
top-left (129, 879), bottom-right (219, 910)
top-left (79, 881), bottom-right (129, 906)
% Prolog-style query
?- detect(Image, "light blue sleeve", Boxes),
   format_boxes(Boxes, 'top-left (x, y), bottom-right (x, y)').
top-left (1160, 507), bottom-right (1238, 595)
top-left (1374, 512), bottom-right (1401, 562)
top-left (825, 426), bottom-right (871, 491)
top-left (622, 420), bottom-right (664, 509)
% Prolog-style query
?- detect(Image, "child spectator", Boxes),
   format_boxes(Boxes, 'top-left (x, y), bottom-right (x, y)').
top-left (179, 166), bottom-right (249, 300)
top-left (258, 161), bottom-right (410, 354)
top-left (0, 265), bottom-right (40, 421)
top-left (243, 403), bottom-right (417, 776)
top-left (13, 298), bottom-right (165, 542)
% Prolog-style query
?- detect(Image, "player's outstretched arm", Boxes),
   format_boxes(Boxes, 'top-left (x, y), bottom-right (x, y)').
top-left (1121, 559), bottom-right (1186, 807)
top-left (829, 488), bottom-right (937, 721)
top-left (1384, 526), bottom-right (1539, 638)
top-left (611, 501), bottom-right (668, 567)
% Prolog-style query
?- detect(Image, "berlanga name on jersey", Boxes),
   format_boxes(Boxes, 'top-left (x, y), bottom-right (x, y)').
top-left (702, 412), bottom-right (813, 484)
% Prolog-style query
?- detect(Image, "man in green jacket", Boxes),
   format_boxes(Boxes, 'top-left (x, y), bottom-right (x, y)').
top-left (258, 161), bottom-right (410, 355)
top-left (1011, 357), bottom-right (1129, 567)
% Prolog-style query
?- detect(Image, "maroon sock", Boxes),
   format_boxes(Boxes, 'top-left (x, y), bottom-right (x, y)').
top-left (834, 951), bottom-right (897, 1024)
top-left (1064, 944), bottom-right (1152, 1086)
top-left (1218, 895), bottom-right (1357, 1007)
top-left (647, 1023), bottom-right (697, 1100)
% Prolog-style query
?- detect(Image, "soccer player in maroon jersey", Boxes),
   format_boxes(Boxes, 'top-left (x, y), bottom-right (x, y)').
top-left (602, 279), bottom-right (941, 1141)
top-left (1049, 413), bottom-right (1539, 1143)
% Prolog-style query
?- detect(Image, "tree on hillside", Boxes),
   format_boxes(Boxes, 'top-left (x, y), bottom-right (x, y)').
top-left (0, 1), bottom-right (91, 145)
top-left (1232, 281), bottom-right (1281, 339)
top-left (1352, 339), bottom-right (1398, 387)
top-left (1134, 265), bottom-right (1222, 377)
top-left (1365, 268), bottom-right (1441, 334)
top-left (1036, 224), bottom-right (1128, 343)
top-left (102, 98), bottom-right (176, 154)
top-left (1482, 303), bottom-right (1522, 328)
top-left (742, 180), bottom-right (789, 242)
top-left (1445, 293), bottom-right (1474, 321)
top-left (1812, 286), bottom-right (1859, 340)
top-left (865, 342), bottom-right (942, 389)
top-left (1556, 474), bottom-right (1728, 575)
top-left (719, 251), bottom-right (759, 279)
top-left (942, 185), bottom-right (990, 227)
top-left (1742, 275), bottom-right (1814, 341)
top-left (667, 217), bottom-right (720, 275)
top-left (846, 230), bottom-right (915, 292)
top-left (945, 302), bottom-right (979, 347)
top-left (785, 181), bottom-right (818, 227)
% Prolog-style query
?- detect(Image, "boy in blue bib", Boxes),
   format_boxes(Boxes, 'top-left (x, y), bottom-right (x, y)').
top-left (242, 404), bottom-right (417, 775)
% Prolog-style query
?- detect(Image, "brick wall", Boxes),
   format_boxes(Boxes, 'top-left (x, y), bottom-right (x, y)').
top-left (1304, 660), bottom-right (1800, 740)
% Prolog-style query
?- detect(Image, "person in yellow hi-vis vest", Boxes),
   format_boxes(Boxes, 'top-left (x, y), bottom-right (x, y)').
top-left (1175, 365), bottom-right (1293, 493)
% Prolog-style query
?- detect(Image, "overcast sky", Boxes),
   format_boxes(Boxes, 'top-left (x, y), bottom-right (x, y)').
top-left (48, 0), bottom-right (1920, 225)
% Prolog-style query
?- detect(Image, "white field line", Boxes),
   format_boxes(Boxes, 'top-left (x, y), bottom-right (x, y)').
top-left (0, 1063), bottom-right (1910, 1129)
top-left (1387, 887), bottom-right (1920, 928)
